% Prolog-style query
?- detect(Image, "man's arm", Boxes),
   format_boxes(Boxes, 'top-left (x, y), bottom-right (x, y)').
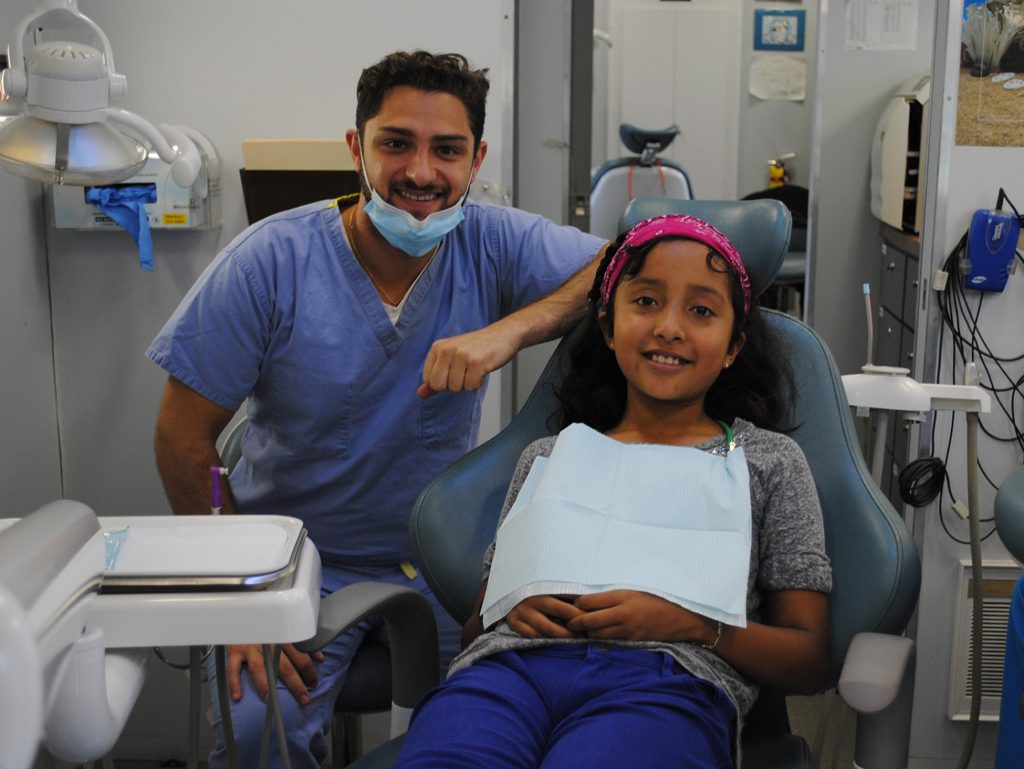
top-left (418, 246), bottom-right (607, 397)
top-left (154, 376), bottom-right (236, 515)
top-left (154, 376), bottom-right (326, 701)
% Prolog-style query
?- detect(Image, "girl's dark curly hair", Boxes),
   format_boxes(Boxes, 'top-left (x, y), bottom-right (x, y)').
top-left (555, 230), bottom-right (795, 434)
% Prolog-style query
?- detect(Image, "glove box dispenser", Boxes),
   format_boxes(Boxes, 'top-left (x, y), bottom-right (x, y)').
top-left (51, 128), bottom-right (221, 231)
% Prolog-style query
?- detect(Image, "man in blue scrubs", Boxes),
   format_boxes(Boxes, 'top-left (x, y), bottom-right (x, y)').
top-left (147, 50), bottom-right (605, 768)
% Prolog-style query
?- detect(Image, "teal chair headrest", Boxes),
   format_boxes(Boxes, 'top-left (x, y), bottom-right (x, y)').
top-left (995, 467), bottom-right (1024, 564)
top-left (618, 197), bottom-right (792, 299)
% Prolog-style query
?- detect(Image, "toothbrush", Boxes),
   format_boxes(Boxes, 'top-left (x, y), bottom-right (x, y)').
top-left (210, 466), bottom-right (229, 515)
top-left (863, 283), bottom-right (874, 367)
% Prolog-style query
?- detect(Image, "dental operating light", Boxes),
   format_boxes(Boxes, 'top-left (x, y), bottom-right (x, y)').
top-left (0, 0), bottom-right (199, 187)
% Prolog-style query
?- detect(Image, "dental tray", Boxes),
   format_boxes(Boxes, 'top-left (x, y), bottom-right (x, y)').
top-left (98, 515), bottom-right (307, 592)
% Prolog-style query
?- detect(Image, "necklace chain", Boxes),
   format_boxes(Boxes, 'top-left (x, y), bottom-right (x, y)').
top-left (346, 206), bottom-right (439, 307)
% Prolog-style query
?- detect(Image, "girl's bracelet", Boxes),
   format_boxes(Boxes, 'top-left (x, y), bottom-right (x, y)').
top-left (700, 620), bottom-right (723, 651)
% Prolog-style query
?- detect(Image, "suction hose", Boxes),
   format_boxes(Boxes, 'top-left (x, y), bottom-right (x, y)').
top-left (43, 625), bottom-right (148, 763)
top-left (955, 412), bottom-right (983, 769)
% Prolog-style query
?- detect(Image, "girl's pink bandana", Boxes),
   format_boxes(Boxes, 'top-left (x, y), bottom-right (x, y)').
top-left (600, 214), bottom-right (752, 316)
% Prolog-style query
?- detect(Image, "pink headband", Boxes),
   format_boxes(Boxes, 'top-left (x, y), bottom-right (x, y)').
top-left (599, 214), bottom-right (752, 316)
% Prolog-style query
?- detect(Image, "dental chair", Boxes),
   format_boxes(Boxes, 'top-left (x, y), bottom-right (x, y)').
top-left (741, 185), bottom-right (809, 316)
top-left (0, 500), bottom-right (148, 769)
top-left (589, 123), bottom-right (694, 242)
top-left (339, 197), bottom-right (922, 769)
top-left (993, 469), bottom-right (1024, 767)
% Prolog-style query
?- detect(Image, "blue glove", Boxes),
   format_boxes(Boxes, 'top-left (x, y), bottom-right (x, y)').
top-left (85, 185), bottom-right (158, 270)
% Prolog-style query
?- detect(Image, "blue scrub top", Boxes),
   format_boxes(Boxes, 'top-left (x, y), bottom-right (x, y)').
top-left (147, 199), bottom-right (603, 566)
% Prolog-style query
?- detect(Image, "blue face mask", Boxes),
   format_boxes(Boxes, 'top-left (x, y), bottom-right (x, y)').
top-left (360, 161), bottom-right (472, 257)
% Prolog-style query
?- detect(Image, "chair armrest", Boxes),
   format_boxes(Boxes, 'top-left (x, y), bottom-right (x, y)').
top-left (838, 632), bottom-right (915, 713)
top-left (294, 582), bottom-right (438, 710)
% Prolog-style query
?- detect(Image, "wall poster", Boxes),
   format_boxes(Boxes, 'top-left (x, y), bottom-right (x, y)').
top-left (753, 9), bottom-right (806, 52)
top-left (957, 0), bottom-right (1024, 146)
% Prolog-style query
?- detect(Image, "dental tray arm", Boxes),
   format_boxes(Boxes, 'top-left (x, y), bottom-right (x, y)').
top-left (294, 582), bottom-right (438, 717)
top-left (837, 632), bottom-right (916, 769)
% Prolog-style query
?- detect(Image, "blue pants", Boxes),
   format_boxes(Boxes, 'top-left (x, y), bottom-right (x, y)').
top-left (207, 562), bottom-right (462, 769)
top-left (393, 644), bottom-right (736, 769)
top-left (995, 576), bottom-right (1024, 768)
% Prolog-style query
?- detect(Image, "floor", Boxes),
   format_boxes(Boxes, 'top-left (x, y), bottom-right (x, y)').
top-left (788, 693), bottom-right (857, 768)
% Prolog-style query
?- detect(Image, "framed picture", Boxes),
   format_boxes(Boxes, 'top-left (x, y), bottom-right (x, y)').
top-left (754, 9), bottom-right (806, 52)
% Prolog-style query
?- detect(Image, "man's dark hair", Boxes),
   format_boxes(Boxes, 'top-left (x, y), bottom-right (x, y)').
top-left (356, 51), bottom-right (490, 150)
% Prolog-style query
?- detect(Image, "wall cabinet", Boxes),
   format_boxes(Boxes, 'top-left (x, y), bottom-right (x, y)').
top-left (872, 224), bottom-right (921, 508)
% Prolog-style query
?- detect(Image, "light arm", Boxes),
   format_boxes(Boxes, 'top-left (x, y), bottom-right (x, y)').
top-left (106, 111), bottom-right (200, 187)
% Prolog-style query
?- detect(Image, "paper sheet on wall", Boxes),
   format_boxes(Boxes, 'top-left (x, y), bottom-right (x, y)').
top-left (749, 54), bottom-right (807, 101)
top-left (845, 0), bottom-right (918, 51)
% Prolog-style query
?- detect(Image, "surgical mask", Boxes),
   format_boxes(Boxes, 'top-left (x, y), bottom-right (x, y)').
top-left (359, 155), bottom-right (472, 257)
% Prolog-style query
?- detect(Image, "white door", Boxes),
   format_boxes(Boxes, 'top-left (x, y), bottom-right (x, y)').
top-left (613, 4), bottom-right (741, 200)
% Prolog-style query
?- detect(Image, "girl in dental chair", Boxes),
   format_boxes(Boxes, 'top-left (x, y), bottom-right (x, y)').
top-left (394, 214), bottom-right (831, 769)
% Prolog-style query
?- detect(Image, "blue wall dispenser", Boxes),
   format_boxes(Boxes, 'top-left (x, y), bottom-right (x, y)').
top-left (963, 208), bottom-right (1020, 292)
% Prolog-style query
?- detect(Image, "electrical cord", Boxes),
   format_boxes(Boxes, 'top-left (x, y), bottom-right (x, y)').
top-left (898, 457), bottom-right (946, 507)
top-left (929, 306), bottom-right (999, 544)
top-left (933, 189), bottom-right (1024, 769)
top-left (153, 644), bottom-right (213, 674)
top-left (934, 196), bottom-right (1024, 466)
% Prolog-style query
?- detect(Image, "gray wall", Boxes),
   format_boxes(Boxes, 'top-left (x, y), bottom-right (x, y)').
top-left (0, 176), bottom-right (60, 514)
top-left (514, 0), bottom-right (573, 409)
top-left (737, 0), bottom-right (818, 195)
top-left (0, 0), bottom-right (61, 514)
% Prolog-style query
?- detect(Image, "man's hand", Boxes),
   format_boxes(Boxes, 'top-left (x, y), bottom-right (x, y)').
top-left (506, 595), bottom-right (586, 639)
top-left (226, 643), bottom-right (325, 706)
top-left (417, 249), bottom-right (605, 398)
top-left (417, 325), bottom-right (519, 398)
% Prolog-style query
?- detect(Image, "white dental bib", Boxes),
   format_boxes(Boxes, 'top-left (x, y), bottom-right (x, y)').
top-left (481, 423), bottom-right (752, 629)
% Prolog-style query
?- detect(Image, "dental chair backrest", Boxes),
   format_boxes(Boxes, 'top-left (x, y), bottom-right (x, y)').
top-left (589, 123), bottom-right (694, 242)
top-left (413, 196), bottom-right (920, 666)
top-left (995, 467), bottom-right (1024, 564)
top-left (993, 468), bottom-right (1024, 768)
top-left (407, 198), bottom-right (921, 769)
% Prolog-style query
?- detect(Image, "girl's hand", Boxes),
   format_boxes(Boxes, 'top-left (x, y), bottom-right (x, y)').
top-left (566, 590), bottom-right (718, 645)
top-left (507, 595), bottom-right (586, 639)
